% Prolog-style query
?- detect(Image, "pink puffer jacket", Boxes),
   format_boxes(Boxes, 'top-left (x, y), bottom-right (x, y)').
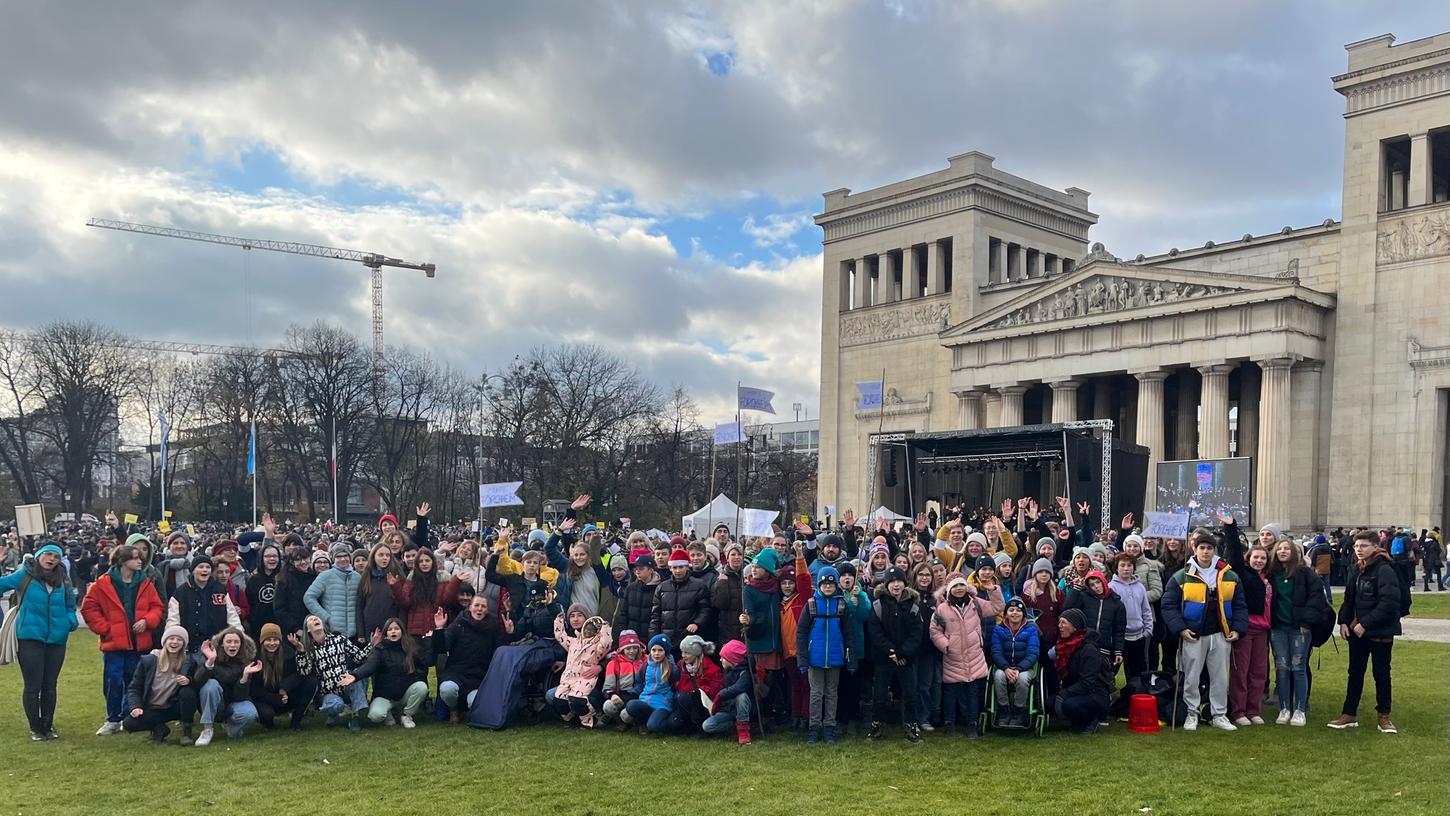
top-left (929, 596), bottom-right (997, 684)
top-left (554, 614), bottom-right (612, 699)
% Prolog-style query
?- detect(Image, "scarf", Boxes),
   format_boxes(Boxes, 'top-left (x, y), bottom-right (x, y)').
top-left (1054, 629), bottom-right (1085, 678)
top-left (747, 573), bottom-right (779, 594)
top-left (108, 565), bottom-right (142, 621)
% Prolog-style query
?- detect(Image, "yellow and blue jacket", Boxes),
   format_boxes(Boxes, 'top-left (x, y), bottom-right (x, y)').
top-left (1161, 557), bottom-right (1248, 638)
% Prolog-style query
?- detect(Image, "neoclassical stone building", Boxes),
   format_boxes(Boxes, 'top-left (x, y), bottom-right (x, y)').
top-left (816, 31), bottom-right (1450, 533)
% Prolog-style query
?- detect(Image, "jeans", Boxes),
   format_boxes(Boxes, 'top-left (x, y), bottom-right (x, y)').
top-left (1269, 626), bottom-right (1309, 713)
top-left (807, 666), bottom-right (841, 728)
top-left (368, 681), bottom-right (428, 722)
top-left (1179, 632), bottom-right (1230, 718)
top-left (198, 679), bottom-right (259, 735)
top-left (319, 684), bottom-right (369, 718)
top-left (1229, 628), bottom-right (1269, 720)
top-left (623, 699), bottom-right (674, 733)
top-left (102, 650), bottom-right (142, 723)
top-left (913, 651), bottom-right (940, 725)
top-left (17, 639), bottom-right (66, 733)
top-left (702, 694), bottom-right (752, 734)
top-left (993, 668), bottom-right (1034, 708)
top-left (1342, 635), bottom-right (1393, 716)
top-left (871, 661), bottom-right (918, 725)
top-left (941, 679), bottom-right (983, 727)
top-left (438, 680), bottom-right (477, 712)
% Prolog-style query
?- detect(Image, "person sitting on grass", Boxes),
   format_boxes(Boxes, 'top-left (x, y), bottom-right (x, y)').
top-left (290, 614), bottom-right (377, 733)
top-left (670, 634), bottom-right (723, 733)
top-left (189, 627), bottom-right (261, 747)
top-left (122, 625), bottom-right (194, 745)
top-left (350, 616), bottom-right (433, 729)
top-left (624, 634), bottom-right (676, 734)
top-left (548, 606), bottom-right (612, 728)
top-left (600, 630), bottom-right (646, 730)
top-left (703, 639), bottom-right (755, 744)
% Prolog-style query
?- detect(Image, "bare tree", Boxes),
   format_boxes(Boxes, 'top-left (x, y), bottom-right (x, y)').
top-left (0, 332), bottom-right (44, 503)
top-left (279, 323), bottom-right (374, 520)
top-left (134, 354), bottom-right (201, 519)
top-left (362, 345), bottom-right (443, 516)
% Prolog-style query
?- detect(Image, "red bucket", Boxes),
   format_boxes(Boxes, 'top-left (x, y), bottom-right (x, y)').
top-left (1128, 693), bottom-right (1160, 733)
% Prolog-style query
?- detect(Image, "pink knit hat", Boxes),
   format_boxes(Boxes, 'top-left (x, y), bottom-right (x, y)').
top-left (719, 640), bottom-right (748, 665)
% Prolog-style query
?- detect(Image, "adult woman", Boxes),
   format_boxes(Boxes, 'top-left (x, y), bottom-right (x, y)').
top-left (1051, 608), bottom-right (1110, 734)
top-left (435, 597), bottom-right (508, 722)
top-left (81, 543), bottom-right (165, 736)
top-left (1267, 539), bottom-right (1329, 726)
top-left (0, 543), bottom-right (78, 740)
top-left (122, 625), bottom-right (193, 744)
top-left (191, 627), bottom-right (261, 747)
top-left (356, 543), bottom-right (400, 641)
top-left (351, 617), bottom-right (432, 728)
top-left (390, 547), bottom-right (465, 637)
top-left (252, 622), bottom-right (317, 730)
top-left (244, 544), bottom-right (284, 640)
top-left (291, 614), bottom-right (374, 732)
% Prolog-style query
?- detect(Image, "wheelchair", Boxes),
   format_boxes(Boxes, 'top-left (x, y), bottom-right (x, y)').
top-left (979, 667), bottom-right (1048, 737)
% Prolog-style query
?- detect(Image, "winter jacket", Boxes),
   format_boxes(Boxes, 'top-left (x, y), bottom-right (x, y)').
top-left (304, 567), bottom-right (361, 638)
top-left (991, 620), bottom-right (1040, 672)
top-left (390, 575), bottom-right (462, 637)
top-left (672, 655), bottom-right (723, 727)
top-left (518, 601), bottom-right (563, 641)
top-left (713, 660), bottom-right (753, 715)
top-left (295, 632), bottom-right (370, 695)
top-left (635, 657), bottom-right (676, 711)
top-left (244, 567), bottom-right (282, 638)
top-left (1272, 568), bottom-right (1331, 630)
top-left (193, 631), bottom-right (257, 707)
top-left (1058, 630), bottom-right (1111, 704)
top-left (712, 569), bottom-right (745, 644)
top-left (1338, 553), bottom-right (1403, 638)
top-left (1223, 522), bottom-right (1268, 620)
top-left (1108, 575), bottom-right (1153, 641)
top-left (1161, 557), bottom-right (1248, 639)
top-left (929, 596), bottom-right (995, 683)
top-left (351, 638), bottom-right (433, 702)
top-left (1132, 555), bottom-right (1164, 602)
top-left (434, 613), bottom-right (506, 692)
top-left (868, 586), bottom-right (926, 663)
top-left (355, 571), bottom-right (399, 641)
top-left (273, 567), bottom-right (315, 637)
top-left (0, 565), bottom-right (77, 645)
top-left (251, 646), bottom-right (308, 712)
top-left (603, 652), bottom-right (645, 698)
top-left (544, 532), bottom-right (613, 611)
top-left (649, 575), bottom-right (711, 644)
top-left (613, 576), bottom-right (660, 642)
top-left (796, 591), bottom-right (858, 669)
top-left (125, 650), bottom-right (197, 712)
top-left (1065, 583), bottom-right (1127, 659)
top-left (1022, 586), bottom-right (1063, 648)
top-left (742, 581), bottom-right (781, 655)
top-left (166, 580), bottom-right (241, 650)
top-left (82, 569), bottom-right (164, 652)
top-left (553, 614), bottom-right (612, 699)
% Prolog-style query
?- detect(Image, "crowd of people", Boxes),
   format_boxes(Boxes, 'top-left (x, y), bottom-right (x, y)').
top-left (0, 494), bottom-right (1420, 746)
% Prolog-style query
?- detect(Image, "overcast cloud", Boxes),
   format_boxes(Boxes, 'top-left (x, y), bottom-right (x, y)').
top-left (1, 1), bottom-right (1444, 421)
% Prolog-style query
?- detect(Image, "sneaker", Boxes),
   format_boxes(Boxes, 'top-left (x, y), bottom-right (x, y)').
top-left (1183, 714), bottom-right (1199, 732)
top-left (807, 728), bottom-right (820, 746)
top-left (1326, 714), bottom-right (1359, 729)
top-left (1249, 716), bottom-right (1265, 726)
top-left (42, 730), bottom-right (59, 741)
top-left (963, 723), bottom-right (979, 740)
top-left (823, 726), bottom-right (837, 745)
top-left (30, 731), bottom-right (45, 742)
top-left (385, 714), bottom-right (397, 727)
top-left (400, 715), bottom-right (416, 729)
top-left (919, 722), bottom-right (934, 731)
top-left (904, 724), bottom-right (922, 744)
top-left (194, 727), bottom-right (214, 747)
top-left (179, 728), bottom-right (194, 747)
top-left (95, 720), bottom-right (123, 736)
top-left (1232, 716), bottom-right (1251, 727)
top-left (347, 714), bottom-right (362, 733)
top-left (1275, 709), bottom-right (1292, 725)
top-left (1377, 715), bottom-right (1397, 734)
top-left (866, 721), bottom-right (883, 741)
top-left (1210, 716), bottom-right (1238, 732)
top-left (1290, 711), bottom-right (1307, 727)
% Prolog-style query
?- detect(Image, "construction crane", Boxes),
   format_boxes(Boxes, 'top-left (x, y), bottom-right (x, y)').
top-left (86, 218), bottom-right (436, 376)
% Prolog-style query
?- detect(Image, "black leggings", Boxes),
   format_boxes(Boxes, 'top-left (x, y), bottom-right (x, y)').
top-left (255, 676), bottom-right (319, 728)
top-left (123, 700), bottom-right (183, 733)
top-left (17, 639), bottom-right (66, 733)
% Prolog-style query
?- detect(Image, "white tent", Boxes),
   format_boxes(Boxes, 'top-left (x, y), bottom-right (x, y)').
top-left (870, 506), bottom-right (914, 523)
top-left (682, 494), bottom-right (741, 534)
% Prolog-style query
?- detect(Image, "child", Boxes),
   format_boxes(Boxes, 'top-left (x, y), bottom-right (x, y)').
top-left (624, 634), bottom-right (676, 734)
top-left (704, 640), bottom-right (755, 744)
top-left (929, 575), bottom-right (994, 738)
top-left (777, 565), bottom-right (810, 730)
top-left (350, 617), bottom-right (433, 728)
top-left (671, 634), bottom-right (722, 733)
top-left (795, 566), bottom-right (858, 745)
top-left (601, 630), bottom-right (646, 730)
top-left (991, 598), bottom-right (1041, 727)
top-left (550, 606), bottom-right (612, 728)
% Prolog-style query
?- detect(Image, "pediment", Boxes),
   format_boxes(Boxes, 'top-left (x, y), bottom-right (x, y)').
top-left (940, 261), bottom-right (1306, 339)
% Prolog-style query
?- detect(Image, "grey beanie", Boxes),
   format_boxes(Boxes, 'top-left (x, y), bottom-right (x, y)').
top-left (679, 634), bottom-right (715, 658)
top-left (1259, 523), bottom-right (1290, 544)
top-left (328, 542), bottom-right (353, 560)
top-left (1032, 557), bottom-right (1054, 576)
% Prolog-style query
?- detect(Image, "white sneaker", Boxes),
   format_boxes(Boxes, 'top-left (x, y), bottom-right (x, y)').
top-left (194, 727), bottom-right (214, 747)
top-left (1290, 711), bottom-right (1307, 727)
top-left (95, 720), bottom-right (123, 736)
top-left (1211, 716), bottom-right (1238, 732)
top-left (1275, 709), bottom-right (1292, 725)
top-left (1183, 714), bottom-right (1198, 732)
top-left (919, 722), bottom-right (934, 731)
top-left (1233, 716), bottom-right (1251, 727)
top-left (1250, 716), bottom-right (1265, 726)
top-left (400, 715), bottom-right (415, 729)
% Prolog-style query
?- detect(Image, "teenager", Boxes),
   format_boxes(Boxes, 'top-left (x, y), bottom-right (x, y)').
top-left (351, 617), bottom-right (432, 728)
top-left (1222, 521), bottom-right (1272, 727)
top-left (867, 567), bottom-right (924, 743)
top-left (275, 549), bottom-right (320, 637)
top-left (122, 625), bottom-right (193, 744)
top-left (81, 543), bottom-right (164, 736)
top-left (291, 614), bottom-right (375, 732)
top-left (389, 548), bottom-right (464, 637)
top-left (1161, 530), bottom-right (1247, 732)
top-left (991, 598), bottom-right (1040, 727)
top-left (244, 544), bottom-right (284, 640)
top-left (650, 547), bottom-right (711, 646)
top-left (166, 556), bottom-right (241, 652)
top-left (356, 543), bottom-right (400, 642)
top-left (1328, 531), bottom-right (1404, 733)
top-left (1266, 539), bottom-right (1329, 726)
top-left (304, 543), bottom-right (363, 639)
top-left (190, 627), bottom-right (261, 747)
top-left (712, 544), bottom-right (748, 644)
top-left (251, 622), bottom-right (316, 730)
top-left (0, 543), bottom-right (78, 740)
top-left (1107, 553), bottom-right (1153, 686)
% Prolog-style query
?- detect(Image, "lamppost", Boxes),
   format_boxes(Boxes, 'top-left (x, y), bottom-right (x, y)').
top-left (477, 372), bottom-right (506, 528)
top-left (792, 402), bottom-right (802, 422)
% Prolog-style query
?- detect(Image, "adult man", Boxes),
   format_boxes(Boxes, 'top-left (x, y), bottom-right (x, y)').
top-left (650, 547), bottom-right (710, 647)
top-left (1161, 529), bottom-right (1247, 732)
top-left (303, 542), bottom-right (362, 639)
top-left (1328, 531), bottom-right (1404, 733)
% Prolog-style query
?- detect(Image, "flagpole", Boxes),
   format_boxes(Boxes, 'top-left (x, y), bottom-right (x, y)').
top-left (159, 411), bottom-right (167, 523)
top-left (868, 366), bottom-right (886, 517)
top-left (251, 420), bottom-right (258, 526)
top-left (331, 414), bottom-right (339, 524)
top-left (735, 382), bottom-right (743, 537)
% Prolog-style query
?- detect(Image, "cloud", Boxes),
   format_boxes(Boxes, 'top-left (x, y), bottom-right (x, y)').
top-left (741, 212), bottom-right (810, 247)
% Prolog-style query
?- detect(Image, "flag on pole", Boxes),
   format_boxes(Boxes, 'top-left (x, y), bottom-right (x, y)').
top-left (330, 433), bottom-right (338, 481)
top-left (856, 380), bottom-right (884, 410)
top-left (158, 410), bottom-right (169, 470)
top-left (247, 420), bottom-right (256, 476)
top-left (713, 421), bottom-right (742, 445)
top-left (737, 385), bottom-right (775, 414)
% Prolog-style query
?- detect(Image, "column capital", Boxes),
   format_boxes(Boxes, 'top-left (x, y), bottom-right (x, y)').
top-left (994, 384), bottom-right (1030, 396)
top-left (1293, 359), bottom-right (1325, 374)
top-left (1194, 361), bottom-right (1235, 377)
top-left (1131, 368), bottom-right (1170, 383)
top-left (1048, 379), bottom-right (1081, 392)
top-left (1252, 355), bottom-right (1297, 371)
top-left (952, 388), bottom-right (985, 399)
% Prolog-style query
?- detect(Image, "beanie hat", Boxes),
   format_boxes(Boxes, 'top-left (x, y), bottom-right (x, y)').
top-left (527, 579), bottom-right (549, 603)
top-left (719, 640), bottom-right (747, 665)
top-left (1037, 537), bottom-right (1056, 554)
top-left (1072, 546), bottom-right (1090, 558)
top-left (1088, 543), bottom-right (1109, 559)
top-left (211, 540), bottom-right (238, 559)
top-left (607, 553), bottom-right (630, 571)
top-left (669, 534), bottom-right (688, 548)
top-left (1005, 597), bottom-right (1026, 614)
top-left (618, 630), bottom-right (643, 651)
top-left (1123, 533), bottom-right (1145, 549)
top-left (944, 574), bottom-right (970, 595)
top-left (883, 566), bottom-right (907, 585)
top-left (258, 622), bottom-right (282, 643)
top-left (582, 524), bottom-right (599, 537)
top-left (329, 542), bottom-right (353, 560)
top-left (819, 533), bottom-right (845, 551)
top-left (312, 550), bottom-right (333, 568)
top-left (632, 554), bottom-right (657, 571)
top-left (190, 555), bottom-right (213, 571)
top-left (1032, 557), bottom-right (1054, 576)
top-left (966, 531), bottom-right (988, 549)
top-left (973, 555), bottom-right (996, 574)
top-left (668, 548), bottom-right (691, 568)
top-left (1259, 523), bottom-right (1290, 544)
top-left (752, 548), bottom-right (779, 576)
top-left (161, 625), bottom-right (189, 649)
top-left (166, 531), bottom-right (191, 546)
top-left (1061, 608), bottom-right (1087, 632)
top-left (704, 542), bottom-right (721, 563)
top-left (777, 564), bottom-right (796, 583)
top-left (125, 532), bottom-right (150, 549)
top-left (378, 514), bottom-right (399, 531)
top-left (679, 634), bottom-right (714, 657)
top-left (527, 529), bottom-right (550, 547)
top-left (834, 561), bottom-right (857, 577)
top-left (816, 566), bottom-right (839, 587)
top-left (647, 633), bottom-right (673, 653)
top-left (992, 551), bottom-right (1012, 568)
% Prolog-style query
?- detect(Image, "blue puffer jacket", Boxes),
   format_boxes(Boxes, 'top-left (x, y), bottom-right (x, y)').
top-left (0, 564), bottom-right (78, 645)
top-left (990, 620), bottom-right (1040, 672)
top-left (303, 567), bottom-right (361, 638)
top-left (635, 657), bottom-right (676, 711)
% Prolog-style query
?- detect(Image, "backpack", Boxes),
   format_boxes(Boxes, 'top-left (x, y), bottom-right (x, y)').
top-left (1389, 536), bottom-right (1406, 557)
top-left (1307, 575), bottom-right (1335, 649)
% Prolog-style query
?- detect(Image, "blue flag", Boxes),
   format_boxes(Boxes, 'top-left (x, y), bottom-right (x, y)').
top-left (713, 421), bottom-right (741, 445)
top-left (247, 421), bottom-right (256, 476)
top-left (158, 410), bottom-right (169, 470)
top-left (856, 380), bottom-right (883, 410)
top-left (737, 385), bottom-right (775, 414)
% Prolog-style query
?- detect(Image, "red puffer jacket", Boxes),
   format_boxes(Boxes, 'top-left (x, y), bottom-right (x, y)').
top-left (81, 571), bottom-right (165, 652)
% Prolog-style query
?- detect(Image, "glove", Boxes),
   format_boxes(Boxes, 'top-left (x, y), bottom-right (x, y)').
top-left (847, 658), bottom-right (858, 674)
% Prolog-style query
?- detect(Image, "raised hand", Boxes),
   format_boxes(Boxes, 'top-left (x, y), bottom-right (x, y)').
top-left (1122, 512), bottom-right (1135, 529)
top-left (106, 509), bottom-right (118, 526)
top-left (570, 494), bottom-right (592, 510)
top-left (455, 570), bottom-right (475, 585)
top-left (434, 608), bottom-right (448, 629)
top-left (262, 512), bottom-right (276, 537)
top-left (794, 522), bottom-right (812, 536)
top-left (1027, 499), bottom-right (1040, 521)
top-left (843, 509), bottom-right (855, 528)
top-left (559, 518), bottom-right (577, 532)
top-left (200, 639), bottom-right (216, 663)
top-left (1056, 496), bottom-right (1070, 510)
top-left (370, 628), bottom-right (383, 647)
top-left (1216, 510), bottom-right (1233, 525)
top-left (1077, 501), bottom-right (1090, 516)
top-left (243, 660), bottom-right (262, 677)
top-left (875, 515), bottom-right (888, 532)
top-left (286, 632), bottom-right (303, 650)
top-left (417, 502), bottom-right (431, 517)
top-left (914, 513), bottom-right (928, 532)
top-left (1001, 499), bottom-right (1014, 519)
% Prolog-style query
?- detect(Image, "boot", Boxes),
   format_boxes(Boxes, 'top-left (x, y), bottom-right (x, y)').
top-left (735, 721), bottom-right (752, 745)
top-left (963, 722), bottom-right (979, 739)
top-left (905, 723), bottom-right (922, 744)
top-left (866, 721), bottom-right (884, 740)
top-left (179, 725), bottom-right (194, 747)
top-left (150, 724), bottom-right (171, 745)
top-left (807, 726), bottom-right (820, 745)
top-left (823, 725), bottom-right (837, 745)
top-left (448, 710), bottom-right (462, 725)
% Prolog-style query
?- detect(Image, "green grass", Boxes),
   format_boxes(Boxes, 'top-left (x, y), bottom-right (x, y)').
top-left (1407, 591), bottom-right (1448, 620)
top-left (2, 632), bottom-right (1446, 816)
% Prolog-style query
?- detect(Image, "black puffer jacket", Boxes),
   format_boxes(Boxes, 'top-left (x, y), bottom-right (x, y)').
top-left (351, 638), bottom-right (434, 701)
top-left (613, 577), bottom-right (659, 641)
top-left (1059, 629), bottom-right (1111, 703)
top-left (435, 613), bottom-right (506, 691)
top-left (650, 576), bottom-right (711, 644)
top-left (868, 586), bottom-right (925, 661)
top-left (1338, 552), bottom-right (1403, 638)
top-left (273, 567), bottom-right (315, 636)
top-left (712, 569), bottom-right (744, 644)
top-left (356, 571), bottom-right (400, 640)
top-left (1065, 585), bottom-right (1127, 660)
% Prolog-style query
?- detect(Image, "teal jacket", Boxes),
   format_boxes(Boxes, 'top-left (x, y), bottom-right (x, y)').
top-left (743, 582), bottom-right (781, 655)
top-left (303, 567), bottom-right (361, 638)
top-left (0, 564), bottom-right (78, 645)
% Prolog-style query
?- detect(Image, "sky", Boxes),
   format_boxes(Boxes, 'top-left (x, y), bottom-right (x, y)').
top-left (1, 1), bottom-right (1445, 422)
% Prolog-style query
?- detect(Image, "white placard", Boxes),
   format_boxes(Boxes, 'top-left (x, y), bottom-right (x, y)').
top-left (478, 481), bottom-right (524, 508)
top-left (1142, 511), bottom-right (1189, 540)
top-left (740, 508), bottom-right (779, 538)
top-left (14, 504), bottom-right (45, 537)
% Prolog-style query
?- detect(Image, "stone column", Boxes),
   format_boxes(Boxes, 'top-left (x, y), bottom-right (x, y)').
top-left (1409, 132), bottom-right (1432, 208)
top-left (983, 391), bottom-right (1003, 429)
top-left (880, 253), bottom-right (898, 303)
top-left (1237, 364), bottom-right (1260, 459)
top-left (1196, 363), bottom-right (1234, 459)
top-left (955, 390), bottom-right (982, 431)
top-left (1254, 358), bottom-right (1294, 528)
top-left (1133, 370), bottom-right (1169, 509)
top-left (1010, 244), bottom-right (1026, 282)
top-left (853, 257), bottom-right (870, 309)
top-left (991, 240), bottom-right (1006, 285)
top-left (1030, 250), bottom-right (1045, 279)
top-left (1288, 361), bottom-right (1323, 531)
top-left (998, 385), bottom-right (1027, 427)
top-left (1050, 380), bottom-right (1080, 422)
top-left (927, 242), bottom-right (945, 295)
top-left (902, 245), bottom-right (920, 299)
top-left (1174, 370), bottom-right (1198, 459)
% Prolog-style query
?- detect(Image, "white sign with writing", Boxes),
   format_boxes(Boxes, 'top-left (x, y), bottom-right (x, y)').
top-left (1142, 511), bottom-right (1190, 540)
top-left (478, 481), bottom-right (524, 508)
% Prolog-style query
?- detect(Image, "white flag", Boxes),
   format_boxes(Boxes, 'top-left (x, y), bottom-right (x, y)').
top-left (737, 385), bottom-right (775, 414)
top-left (713, 421), bottom-right (742, 445)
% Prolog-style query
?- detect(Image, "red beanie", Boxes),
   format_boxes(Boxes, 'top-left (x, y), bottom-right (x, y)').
top-left (719, 640), bottom-right (747, 665)
top-left (668, 548), bottom-right (691, 568)
top-left (669, 534), bottom-right (687, 548)
top-left (378, 514), bottom-right (399, 531)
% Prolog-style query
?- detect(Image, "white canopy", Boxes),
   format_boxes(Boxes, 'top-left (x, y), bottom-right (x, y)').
top-left (870, 506), bottom-right (914, 523)
top-left (682, 494), bottom-right (780, 538)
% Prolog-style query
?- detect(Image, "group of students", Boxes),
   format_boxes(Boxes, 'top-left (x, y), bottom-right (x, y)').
top-left (0, 494), bottom-right (1408, 746)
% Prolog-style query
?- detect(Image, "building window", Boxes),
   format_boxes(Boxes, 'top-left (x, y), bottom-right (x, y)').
top-left (940, 238), bottom-right (953, 293)
top-left (1432, 128), bottom-right (1450, 205)
top-left (1382, 136), bottom-right (1411, 212)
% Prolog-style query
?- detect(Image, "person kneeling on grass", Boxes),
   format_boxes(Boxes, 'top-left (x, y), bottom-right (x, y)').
top-left (351, 616), bottom-right (433, 728)
top-left (291, 614), bottom-right (377, 733)
top-left (624, 634), bottom-right (676, 734)
top-left (1050, 609), bottom-right (1110, 734)
top-left (435, 597), bottom-right (509, 722)
top-left (189, 627), bottom-right (261, 747)
top-left (252, 622), bottom-right (317, 730)
top-left (703, 639), bottom-right (755, 744)
top-left (548, 606), bottom-right (612, 728)
top-left (122, 625), bottom-right (195, 745)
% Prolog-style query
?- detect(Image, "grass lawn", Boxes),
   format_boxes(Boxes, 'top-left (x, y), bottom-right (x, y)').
top-left (2, 632), bottom-right (1446, 816)
top-left (1407, 591), bottom-right (1448, 620)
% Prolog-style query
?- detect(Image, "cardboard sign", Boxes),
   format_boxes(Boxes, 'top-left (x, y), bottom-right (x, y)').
top-left (498, 518), bottom-right (508, 527)
top-left (1142, 511), bottom-right (1190, 540)
top-left (157, 520), bottom-right (171, 534)
top-left (521, 517), bottom-right (537, 528)
top-left (163, 510), bottom-right (173, 519)
top-left (470, 520), bottom-right (481, 532)
top-left (123, 513), bottom-right (139, 525)
top-left (186, 524), bottom-right (196, 537)
top-left (478, 481), bottom-right (524, 507)
top-left (14, 504), bottom-right (45, 537)
top-left (799, 516), bottom-right (810, 524)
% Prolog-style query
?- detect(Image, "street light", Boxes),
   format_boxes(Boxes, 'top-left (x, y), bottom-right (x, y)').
top-left (792, 402), bottom-right (802, 422)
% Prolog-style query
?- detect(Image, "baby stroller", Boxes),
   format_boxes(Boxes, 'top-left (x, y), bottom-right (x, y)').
top-left (979, 668), bottom-right (1048, 737)
top-left (468, 639), bottom-right (563, 730)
